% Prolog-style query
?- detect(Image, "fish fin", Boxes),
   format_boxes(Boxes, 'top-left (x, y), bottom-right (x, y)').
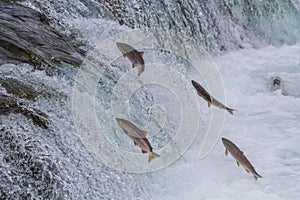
top-left (132, 63), bottom-right (136, 68)
top-left (148, 152), bottom-right (160, 163)
top-left (245, 168), bottom-right (250, 173)
top-left (139, 130), bottom-right (148, 137)
top-left (139, 51), bottom-right (144, 57)
top-left (225, 149), bottom-right (229, 156)
top-left (134, 141), bottom-right (137, 145)
top-left (208, 102), bottom-right (211, 107)
top-left (137, 65), bottom-right (145, 76)
top-left (142, 150), bottom-right (147, 154)
top-left (236, 161), bottom-right (240, 167)
top-left (253, 171), bottom-right (262, 179)
top-left (226, 107), bottom-right (236, 115)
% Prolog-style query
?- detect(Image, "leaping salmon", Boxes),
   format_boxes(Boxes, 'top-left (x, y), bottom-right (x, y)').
top-left (116, 118), bottom-right (160, 163)
top-left (191, 80), bottom-right (236, 115)
top-left (116, 42), bottom-right (145, 76)
top-left (222, 138), bottom-right (262, 179)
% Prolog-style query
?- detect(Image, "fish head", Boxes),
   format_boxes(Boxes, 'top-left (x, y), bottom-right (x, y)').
top-left (116, 42), bottom-right (135, 55)
top-left (191, 80), bottom-right (199, 89)
top-left (116, 117), bottom-right (125, 127)
top-left (222, 138), bottom-right (231, 147)
top-left (116, 42), bottom-right (126, 49)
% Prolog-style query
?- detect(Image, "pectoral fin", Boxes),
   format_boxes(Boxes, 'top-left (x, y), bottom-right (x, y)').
top-left (134, 141), bottom-right (137, 145)
top-left (148, 152), bottom-right (160, 163)
top-left (226, 107), bottom-right (236, 115)
top-left (245, 168), bottom-right (250, 173)
top-left (253, 171), bottom-right (262, 179)
top-left (137, 65), bottom-right (145, 76)
top-left (132, 63), bottom-right (136, 68)
top-left (225, 149), bottom-right (229, 156)
top-left (140, 130), bottom-right (148, 137)
top-left (139, 51), bottom-right (144, 57)
top-left (142, 150), bottom-right (147, 153)
top-left (208, 102), bottom-right (211, 107)
top-left (236, 161), bottom-right (240, 166)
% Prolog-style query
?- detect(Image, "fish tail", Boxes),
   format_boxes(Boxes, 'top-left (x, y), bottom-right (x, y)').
top-left (253, 171), bottom-right (262, 179)
top-left (148, 152), bottom-right (160, 163)
top-left (226, 107), bottom-right (236, 115)
top-left (137, 65), bottom-right (145, 76)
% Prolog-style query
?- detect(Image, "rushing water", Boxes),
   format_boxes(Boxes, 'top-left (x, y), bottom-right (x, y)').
top-left (1, 0), bottom-right (300, 199)
top-left (21, 0), bottom-right (300, 52)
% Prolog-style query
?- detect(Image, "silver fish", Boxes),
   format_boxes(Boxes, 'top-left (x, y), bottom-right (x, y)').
top-left (116, 118), bottom-right (160, 163)
top-left (222, 138), bottom-right (262, 179)
top-left (116, 42), bottom-right (145, 76)
top-left (191, 80), bottom-right (236, 115)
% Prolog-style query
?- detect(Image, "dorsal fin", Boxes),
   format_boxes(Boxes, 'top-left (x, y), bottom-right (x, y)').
top-left (140, 130), bottom-right (148, 137)
top-left (139, 51), bottom-right (144, 57)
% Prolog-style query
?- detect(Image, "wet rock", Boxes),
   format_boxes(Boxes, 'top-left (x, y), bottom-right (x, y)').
top-left (268, 76), bottom-right (282, 91)
top-left (0, 1), bottom-right (84, 68)
top-left (0, 78), bottom-right (39, 101)
top-left (268, 76), bottom-right (300, 97)
top-left (0, 95), bottom-right (49, 129)
top-left (273, 77), bottom-right (282, 89)
top-left (0, 77), bottom-right (67, 101)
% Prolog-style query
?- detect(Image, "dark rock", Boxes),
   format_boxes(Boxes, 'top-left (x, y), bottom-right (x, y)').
top-left (273, 77), bottom-right (282, 88)
top-left (0, 77), bottom-right (67, 101)
top-left (268, 76), bottom-right (282, 92)
top-left (0, 1), bottom-right (84, 69)
top-left (0, 78), bottom-right (39, 101)
top-left (0, 94), bottom-right (49, 129)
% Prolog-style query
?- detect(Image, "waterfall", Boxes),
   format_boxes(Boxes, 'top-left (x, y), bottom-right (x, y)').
top-left (1, 0), bottom-right (300, 199)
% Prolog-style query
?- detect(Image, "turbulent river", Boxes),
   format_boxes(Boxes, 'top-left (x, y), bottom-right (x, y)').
top-left (0, 0), bottom-right (300, 199)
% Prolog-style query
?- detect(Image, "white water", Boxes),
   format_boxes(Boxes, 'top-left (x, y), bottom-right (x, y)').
top-left (1, 4), bottom-right (300, 198)
top-left (142, 44), bottom-right (300, 200)
top-left (68, 17), bottom-right (300, 199)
